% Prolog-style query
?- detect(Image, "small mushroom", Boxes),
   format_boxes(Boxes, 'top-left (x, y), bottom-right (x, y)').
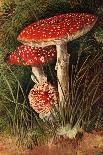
top-left (7, 45), bottom-right (56, 84)
top-left (28, 82), bottom-right (58, 120)
top-left (17, 13), bottom-right (98, 104)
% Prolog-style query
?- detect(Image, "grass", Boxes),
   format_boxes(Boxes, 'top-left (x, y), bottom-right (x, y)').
top-left (0, 64), bottom-right (55, 148)
top-left (25, 42), bottom-right (103, 145)
top-left (45, 39), bottom-right (103, 139)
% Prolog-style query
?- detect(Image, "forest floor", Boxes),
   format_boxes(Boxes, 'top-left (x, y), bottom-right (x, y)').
top-left (0, 130), bottom-right (103, 155)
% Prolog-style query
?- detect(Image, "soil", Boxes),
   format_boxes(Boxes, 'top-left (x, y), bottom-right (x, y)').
top-left (0, 130), bottom-right (103, 155)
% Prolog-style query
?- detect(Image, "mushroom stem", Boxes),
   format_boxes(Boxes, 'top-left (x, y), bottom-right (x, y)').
top-left (55, 41), bottom-right (70, 106)
top-left (32, 65), bottom-right (47, 84)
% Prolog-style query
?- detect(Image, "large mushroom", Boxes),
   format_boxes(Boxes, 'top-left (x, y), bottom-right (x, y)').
top-left (17, 13), bottom-right (98, 104)
top-left (7, 45), bottom-right (56, 84)
top-left (28, 82), bottom-right (58, 120)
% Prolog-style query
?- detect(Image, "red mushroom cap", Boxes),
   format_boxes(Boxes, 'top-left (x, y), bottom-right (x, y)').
top-left (28, 82), bottom-right (58, 118)
top-left (17, 13), bottom-right (97, 45)
top-left (7, 45), bottom-right (56, 65)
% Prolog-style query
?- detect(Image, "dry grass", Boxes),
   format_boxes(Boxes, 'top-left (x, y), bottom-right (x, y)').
top-left (77, 130), bottom-right (103, 155)
top-left (0, 134), bottom-right (24, 155)
top-left (0, 130), bottom-right (103, 155)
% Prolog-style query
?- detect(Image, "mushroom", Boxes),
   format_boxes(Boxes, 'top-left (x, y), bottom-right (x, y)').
top-left (28, 82), bottom-right (58, 120)
top-left (17, 13), bottom-right (98, 104)
top-left (7, 45), bottom-right (57, 84)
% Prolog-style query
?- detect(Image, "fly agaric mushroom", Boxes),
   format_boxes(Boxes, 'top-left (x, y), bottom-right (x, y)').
top-left (17, 13), bottom-right (98, 104)
top-left (28, 82), bottom-right (58, 120)
top-left (7, 45), bottom-right (56, 84)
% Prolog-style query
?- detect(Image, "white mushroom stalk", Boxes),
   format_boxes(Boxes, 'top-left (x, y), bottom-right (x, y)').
top-left (31, 65), bottom-right (47, 84)
top-left (55, 41), bottom-right (70, 105)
